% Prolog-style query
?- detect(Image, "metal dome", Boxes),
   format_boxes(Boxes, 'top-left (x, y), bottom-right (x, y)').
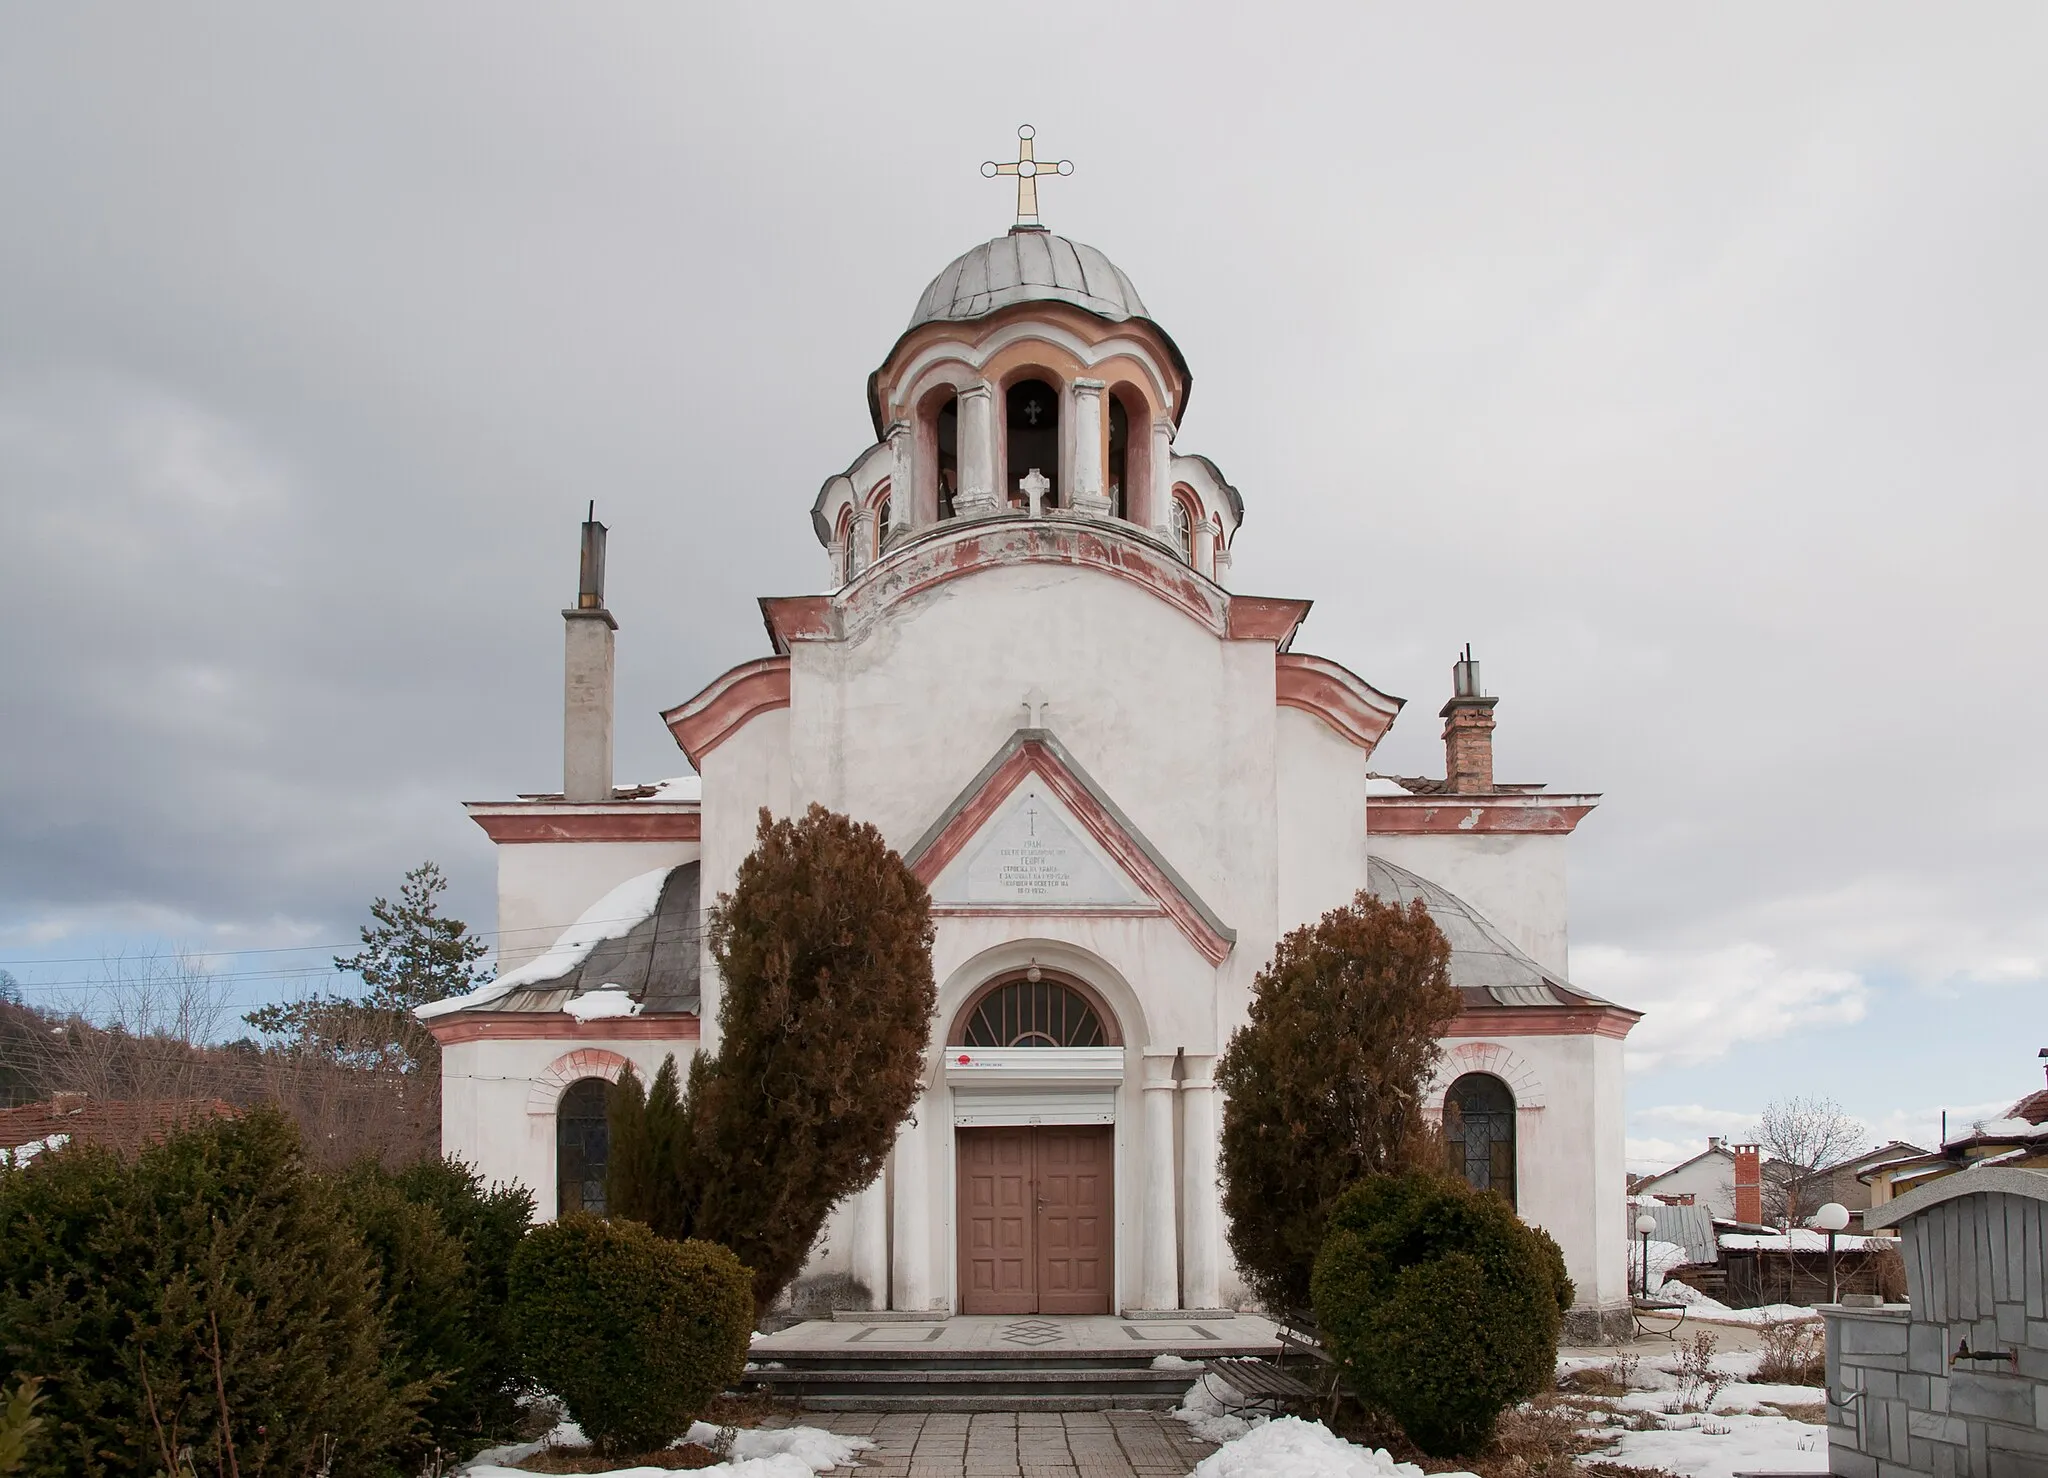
top-left (909, 230), bottom-right (1149, 330)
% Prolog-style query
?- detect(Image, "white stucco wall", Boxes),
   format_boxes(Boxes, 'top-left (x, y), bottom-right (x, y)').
top-left (1367, 831), bottom-right (1571, 978)
top-left (440, 1032), bottom-right (701, 1221)
top-left (1637, 1152), bottom-right (1738, 1219)
top-left (494, 839), bottom-right (701, 974)
top-left (1275, 705), bottom-right (1370, 931)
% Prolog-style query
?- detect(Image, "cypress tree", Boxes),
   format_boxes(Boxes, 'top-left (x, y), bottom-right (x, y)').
top-left (1215, 890), bottom-right (1461, 1314)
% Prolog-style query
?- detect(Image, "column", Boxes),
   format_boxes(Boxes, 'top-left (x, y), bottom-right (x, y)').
top-left (1069, 378), bottom-right (1111, 515)
top-left (890, 1100), bottom-right (932, 1310)
top-left (1140, 1055), bottom-right (1180, 1311)
top-left (847, 509), bottom-right (873, 577)
top-left (885, 420), bottom-right (914, 544)
top-left (849, 1172), bottom-right (890, 1312)
top-left (954, 382), bottom-right (998, 517)
top-left (1212, 540), bottom-right (1232, 586)
top-left (1193, 518), bottom-right (1217, 580)
top-left (1179, 1059), bottom-right (1223, 1311)
top-left (826, 540), bottom-right (847, 588)
top-left (1149, 416), bottom-right (1177, 542)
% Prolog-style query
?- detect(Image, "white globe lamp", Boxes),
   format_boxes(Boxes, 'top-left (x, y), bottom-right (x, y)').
top-left (1815, 1201), bottom-right (1851, 1302)
top-left (1635, 1212), bottom-right (1659, 1297)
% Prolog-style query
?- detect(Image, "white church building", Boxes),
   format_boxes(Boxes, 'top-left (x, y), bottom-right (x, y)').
top-left (422, 160), bottom-right (1641, 1339)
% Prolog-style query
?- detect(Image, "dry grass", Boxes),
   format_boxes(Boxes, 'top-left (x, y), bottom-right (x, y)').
top-left (1762, 1401), bottom-right (1828, 1425)
top-left (1332, 1392), bottom-right (1601, 1478)
top-left (515, 1442), bottom-right (722, 1473)
top-left (1753, 1321), bottom-right (1826, 1387)
top-left (1580, 1464), bottom-right (1685, 1478)
top-left (1558, 1353), bottom-right (1641, 1399)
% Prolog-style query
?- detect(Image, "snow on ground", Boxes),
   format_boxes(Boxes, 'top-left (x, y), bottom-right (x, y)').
top-left (460, 1420), bottom-right (870, 1478)
top-left (1174, 1375), bottom-right (1264, 1445)
top-left (1190, 1416), bottom-right (1476, 1478)
top-left (1567, 1342), bottom-right (1829, 1478)
top-left (0, 1133), bottom-right (67, 1166)
top-left (1635, 1240), bottom-right (1820, 1326)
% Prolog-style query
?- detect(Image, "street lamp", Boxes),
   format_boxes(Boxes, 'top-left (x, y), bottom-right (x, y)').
top-left (1635, 1212), bottom-right (1659, 1298)
top-left (1815, 1201), bottom-right (1851, 1303)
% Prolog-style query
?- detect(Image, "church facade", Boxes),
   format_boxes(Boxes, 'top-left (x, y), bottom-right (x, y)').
top-left (421, 196), bottom-right (1641, 1338)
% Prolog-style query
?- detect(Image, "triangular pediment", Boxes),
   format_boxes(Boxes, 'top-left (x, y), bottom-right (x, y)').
top-left (931, 782), bottom-right (1143, 907)
top-left (905, 729), bottom-right (1235, 965)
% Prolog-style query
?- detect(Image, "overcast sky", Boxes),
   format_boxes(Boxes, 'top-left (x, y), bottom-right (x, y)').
top-left (3, 4), bottom-right (2043, 1170)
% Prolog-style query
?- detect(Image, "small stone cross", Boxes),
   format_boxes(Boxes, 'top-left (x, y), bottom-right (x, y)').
top-left (1020, 468), bottom-right (1050, 517)
top-left (1023, 398), bottom-right (1045, 426)
top-left (1022, 686), bottom-right (1049, 728)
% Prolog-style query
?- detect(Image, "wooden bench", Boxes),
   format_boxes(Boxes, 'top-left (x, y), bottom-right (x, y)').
top-left (1202, 1311), bottom-right (1345, 1419)
top-left (1632, 1298), bottom-right (1688, 1340)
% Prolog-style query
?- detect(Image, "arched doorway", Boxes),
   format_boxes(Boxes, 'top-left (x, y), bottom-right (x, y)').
top-left (1005, 378), bottom-right (1060, 510)
top-left (1443, 1072), bottom-right (1516, 1206)
top-left (950, 971), bottom-right (1119, 1315)
top-left (556, 1077), bottom-right (610, 1217)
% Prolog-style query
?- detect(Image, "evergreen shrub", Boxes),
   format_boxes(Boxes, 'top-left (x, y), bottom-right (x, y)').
top-left (608, 804), bottom-right (935, 1313)
top-left (347, 1157), bottom-right (534, 1448)
top-left (1311, 1171), bottom-right (1574, 1457)
top-left (0, 1108), bottom-right (424, 1477)
top-left (1217, 891), bottom-right (1460, 1313)
top-left (509, 1215), bottom-right (752, 1454)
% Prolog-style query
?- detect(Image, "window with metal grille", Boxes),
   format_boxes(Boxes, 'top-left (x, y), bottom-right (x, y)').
top-left (1443, 1072), bottom-right (1516, 1207)
top-left (961, 979), bottom-right (1106, 1048)
top-left (556, 1077), bottom-right (610, 1216)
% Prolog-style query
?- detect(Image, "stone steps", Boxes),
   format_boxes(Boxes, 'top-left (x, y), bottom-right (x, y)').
top-left (746, 1356), bottom-right (1203, 1411)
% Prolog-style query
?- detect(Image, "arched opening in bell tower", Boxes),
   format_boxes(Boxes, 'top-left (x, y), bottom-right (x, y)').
top-left (1106, 395), bottom-right (1128, 520)
top-left (1006, 378), bottom-right (1060, 511)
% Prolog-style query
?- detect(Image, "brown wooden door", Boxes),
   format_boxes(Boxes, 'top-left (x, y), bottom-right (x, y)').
top-left (1036, 1126), bottom-right (1113, 1314)
top-left (957, 1125), bottom-right (1113, 1315)
top-left (959, 1127), bottom-right (1036, 1314)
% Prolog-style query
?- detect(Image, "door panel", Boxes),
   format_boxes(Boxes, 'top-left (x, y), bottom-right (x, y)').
top-left (1034, 1126), bottom-right (1113, 1314)
top-left (958, 1127), bottom-right (1036, 1314)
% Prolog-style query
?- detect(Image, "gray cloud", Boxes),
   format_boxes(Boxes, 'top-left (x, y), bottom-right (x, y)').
top-left (3, 7), bottom-right (2043, 1046)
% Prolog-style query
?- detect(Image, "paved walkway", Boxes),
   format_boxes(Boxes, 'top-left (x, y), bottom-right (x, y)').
top-left (753, 1313), bottom-right (1278, 1359)
top-left (761, 1409), bottom-right (1218, 1478)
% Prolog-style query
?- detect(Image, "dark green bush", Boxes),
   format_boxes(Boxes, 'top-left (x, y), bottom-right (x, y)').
top-left (348, 1157), bottom-right (534, 1448)
top-left (0, 1108), bottom-right (425, 1477)
top-left (509, 1215), bottom-right (752, 1453)
top-left (1311, 1171), bottom-right (1570, 1457)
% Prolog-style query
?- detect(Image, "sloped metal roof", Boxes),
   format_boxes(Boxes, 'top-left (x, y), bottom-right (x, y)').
top-left (1366, 855), bottom-right (1604, 1009)
top-left (485, 862), bottom-right (701, 1016)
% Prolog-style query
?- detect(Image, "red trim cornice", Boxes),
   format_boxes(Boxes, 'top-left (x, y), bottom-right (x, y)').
top-left (1448, 1005), bottom-right (1639, 1040)
top-left (907, 733), bottom-right (1236, 967)
top-left (1370, 793), bottom-right (1599, 835)
top-left (1275, 653), bottom-right (1403, 754)
top-left (424, 1013), bottom-right (703, 1045)
top-left (1227, 596), bottom-right (1313, 644)
top-left (662, 656), bottom-right (792, 768)
top-left (760, 595), bottom-right (834, 653)
top-left (466, 807), bottom-right (700, 844)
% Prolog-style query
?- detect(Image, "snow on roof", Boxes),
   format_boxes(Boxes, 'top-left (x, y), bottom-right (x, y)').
top-left (563, 985), bottom-right (642, 1023)
top-left (416, 867), bottom-right (674, 1019)
top-left (639, 775), bottom-right (701, 802)
top-left (1969, 1115), bottom-right (2048, 1140)
top-left (1719, 1228), bottom-right (1881, 1252)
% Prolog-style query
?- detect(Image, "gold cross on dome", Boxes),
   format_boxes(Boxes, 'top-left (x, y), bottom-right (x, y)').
top-left (982, 124), bottom-right (1073, 230)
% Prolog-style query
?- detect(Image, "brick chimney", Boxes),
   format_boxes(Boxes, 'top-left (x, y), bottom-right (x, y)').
top-left (1732, 1142), bottom-right (1763, 1225)
top-left (562, 504), bottom-right (616, 803)
top-left (1439, 645), bottom-right (1499, 794)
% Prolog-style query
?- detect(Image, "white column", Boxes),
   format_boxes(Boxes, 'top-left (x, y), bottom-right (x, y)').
top-left (1069, 378), bottom-right (1110, 515)
top-left (1212, 539), bottom-right (1232, 586)
top-left (848, 509), bottom-right (873, 577)
top-left (1149, 416), bottom-right (1177, 541)
top-left (1140, 1055), bottom-right (1180, 1311)
top-left (890, 1100), bottom-right (932, 1310)
top-left (885, 420), bottom-right (914, 543)
top-left (955, 383), bottom-right (998, 517)
top-left (1193, 518), bottom-right (1217, 580)
top-left (849, 1173), bottom-right (890, 1311)
top-left (1179, 1060), bottom-right (1223, 1311)
top-left (826, 540), bottom-right (847, 589)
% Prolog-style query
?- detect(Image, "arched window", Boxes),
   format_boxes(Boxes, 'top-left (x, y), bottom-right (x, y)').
top-left (1171, 497), bottom-right (1194, 563)
top-left (874, 494), bottom-right (891, 557)
top-left (557, 1077), bottom-right (610, 1216)
top-left (962, 979), bottom-right (1106, 1048)
top-left (1106, 395), bottom-right (1129, 520)
top-left (1443, 1072), bottom-right (1516, 1205)
top-left (1006, 378), bottom-right (1060, 510)
top-left (936, 395), bottom-right (959, 520)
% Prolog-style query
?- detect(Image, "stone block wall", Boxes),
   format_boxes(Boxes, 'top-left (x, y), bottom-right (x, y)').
top-left (1827, 1304), bottom-right (2048, 1478)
